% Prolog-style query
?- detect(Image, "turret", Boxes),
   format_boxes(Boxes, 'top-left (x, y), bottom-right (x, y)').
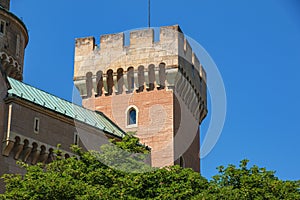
top-left (73, 25), bottom-right (208, 171)
top-left (0, 0), bottom-right (28, 81)
top-left (0, 0), bottom-right (10, 10)
top-left (74, 25), bottom-right (207, 114)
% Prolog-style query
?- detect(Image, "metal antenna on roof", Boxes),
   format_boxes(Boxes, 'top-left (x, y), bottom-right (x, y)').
top-left (148, 0), bottom-right (151, 28)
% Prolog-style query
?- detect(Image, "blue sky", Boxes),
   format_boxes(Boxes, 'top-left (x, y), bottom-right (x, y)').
top-left (10, 0), bottom-right (300, 180)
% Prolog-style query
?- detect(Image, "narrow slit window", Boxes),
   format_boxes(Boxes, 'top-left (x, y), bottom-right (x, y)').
top-left (192, 65), bottom-right (195, 78)
top-left (180, 156), bottom-right (185, 168)
top-left (16, 35), bottom-right (20, 57)
top-left (0, 21), bottom-right (5, 34)
top-left (34, 118), bottom-right (40, 134)
top-left (74, 132), bottom-right (79, 145)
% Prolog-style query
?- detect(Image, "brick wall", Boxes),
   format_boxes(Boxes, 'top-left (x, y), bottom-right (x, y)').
top-left (83, 89), bottom-right (174, 168)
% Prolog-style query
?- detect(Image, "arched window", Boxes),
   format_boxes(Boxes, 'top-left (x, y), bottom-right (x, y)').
top-left (126, 106), bottom-right (139, 127)
top-left (129, 108), bottom-right (136, 125)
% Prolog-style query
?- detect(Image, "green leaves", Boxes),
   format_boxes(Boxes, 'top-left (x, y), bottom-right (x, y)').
top-left (1, 137), bottom-right (299, 199)
top-left (200, 159), bottom-right (300, 200)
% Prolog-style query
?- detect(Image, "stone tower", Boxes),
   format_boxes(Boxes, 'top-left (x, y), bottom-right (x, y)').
top-left (73, 25), bottom-right (207, 172)
top-left (0, 0), bottom-right (28, 81)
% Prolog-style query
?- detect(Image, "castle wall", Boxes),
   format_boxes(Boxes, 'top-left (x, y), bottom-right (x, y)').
top-left (2, 99), bottom-right (111, 153)
top-left (0, 97), bottom-right (113, 193)
top-left (173, 92), bottom-right (200, 172)
top-left (0, 70), bottom-right (8, 193)
top-left (8, 101), bottom-right (76, 150)
top-left (83, 89), bottom-right (174, 168)
top-left (74, 25), bottom-right (207, 171)
top-left (0, 70), bottom-right (7, 147)
top-left (182, 129), bottom-right (200, 172)
top-left (83, 84), bottom-right (201, 171)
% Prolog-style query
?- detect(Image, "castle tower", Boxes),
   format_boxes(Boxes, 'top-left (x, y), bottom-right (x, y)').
top-left (0, 0), bottom-right (28, 81)
top-left (73, 25), bottom-right (207, 172)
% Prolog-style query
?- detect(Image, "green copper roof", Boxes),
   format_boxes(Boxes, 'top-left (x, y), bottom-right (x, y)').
top-left (6, 77), bottom-right (125, 138)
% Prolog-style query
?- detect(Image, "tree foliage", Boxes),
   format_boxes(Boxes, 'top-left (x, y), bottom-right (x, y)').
top-left (192, 159), bottom-right (300, 200)
top-left (0, 135), bottom-right (299, 199)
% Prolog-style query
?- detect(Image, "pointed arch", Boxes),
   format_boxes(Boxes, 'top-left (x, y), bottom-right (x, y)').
top-left (125, 105), bottom-right (139, 128)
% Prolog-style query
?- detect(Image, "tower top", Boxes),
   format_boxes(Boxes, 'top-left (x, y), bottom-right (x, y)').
top-left (0, 0), bottom-right (10, 10)
top-left (0, 0), bottom-right (28, 81)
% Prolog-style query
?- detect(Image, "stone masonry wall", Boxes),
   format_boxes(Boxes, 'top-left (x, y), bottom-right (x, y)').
top-left (74, 25), bottom-right (206, 96)
top-left (0, 6), bottom-right (28, 80)
top-left (0, 70), bottom-right (8, 193)
top-left (0, 99), bottom-right (112, 193)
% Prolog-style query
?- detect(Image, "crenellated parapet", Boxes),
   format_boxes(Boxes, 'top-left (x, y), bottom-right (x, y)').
top-left (74, 25), bottom-right (205, 77)
top-left (73, 25), bottom-right (208, 123)
top-left (74, 25), bottom-right (207, 113)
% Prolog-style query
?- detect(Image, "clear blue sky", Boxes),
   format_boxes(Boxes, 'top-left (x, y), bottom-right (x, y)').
top-left (11, 0), bottom-right (300, 180)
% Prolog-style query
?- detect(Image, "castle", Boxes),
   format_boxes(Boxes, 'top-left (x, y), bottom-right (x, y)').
top-left (0, 0), bottom-right (207, 193)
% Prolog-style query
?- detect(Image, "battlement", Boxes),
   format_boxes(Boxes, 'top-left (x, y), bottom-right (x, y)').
top-left (100, 33), bottom-right (124, 49)
top-left (74, 25), bottom-right (205, 79)
top-left (75, 25), bottom-right (184, 53)
top-left (73, 25), bottom-right (207, 111)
